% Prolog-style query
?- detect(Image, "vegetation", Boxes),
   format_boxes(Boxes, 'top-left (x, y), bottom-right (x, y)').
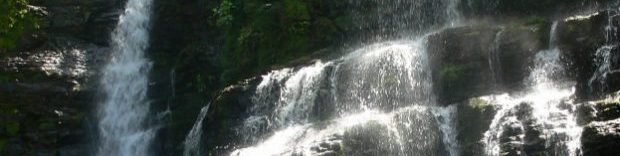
top-left (0, 0), bottom-right (38, 52)
top-left (212, 0), bottom-right (346, 84)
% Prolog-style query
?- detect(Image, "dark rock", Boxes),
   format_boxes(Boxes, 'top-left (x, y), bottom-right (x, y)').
top-left (203, 77), bottom-right (261, 155)
top-left (581, 118), bottom-right (620, 156)
top-left (342, 121), bottom-right (402, 156)
top-left (459, 0), bottom-right (615, 20)
top-left (496, 103), bottom-right (549, 156)
top-left (558, 10), bottom-right (618, 100)
top-left (456, 96), bottom-right (497, 156)
top-left (577, 91), bottom-right (620, 125)
top-left (428, 24), bottom-right (545, 105)
top-left (1, 0), bottom-right (122, 155)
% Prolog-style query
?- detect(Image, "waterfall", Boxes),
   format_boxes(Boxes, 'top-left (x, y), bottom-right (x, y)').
top-left (488, 28), bottom-right (505, 88)
top-left (446, 0), bottom-right (463, 26)
top-left (183, 104), bottom-right (211, 156)
top-left (434, 105), bottom-right (460, 156)
top-left (97, 0), bottom-right (154, 155)
top-left (229, 38), bottom-right (458, 156)
top-left (482, 21), bottom-right (583, 156)
top-left (589, 8), bottom-right (619, 94)
top-left (348, 0), bottom-right (462, 39)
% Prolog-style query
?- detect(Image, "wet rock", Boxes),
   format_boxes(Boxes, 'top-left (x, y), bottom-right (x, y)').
top-left (578, 91), bottom-right (620, 124)
top-left (593, 101), bottom-right (620, 121)
top-left (581, 118), bottom-right (620, 156)
top-left (306, 135), bottom-right (344, 156)
top-left (342, 121), bottom-right (404, 156)
top-left (202, 78), bottom-right (261, 155)
top-left (558, 10), bottom-right (620, 99)
top-left (456, 96), bottom-right (497, 156)
top-left (428, 24), bottom-right (544, 105)
top-left (460, 0), bottom-right (614, 19)
top-left (427, 26), bottom-right (500, 105)
top-left (496, 103), bottom-right (548, 156)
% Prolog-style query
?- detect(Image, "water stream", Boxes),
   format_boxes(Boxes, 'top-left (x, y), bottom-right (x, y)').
top-left (97, 0), bottom-right (155, 155)
top-left (482, 22), bottom-right (583, 156)
top-left (230, 38), bottom-right (454, 156)
top-left (589, 8), bottom-right (620, 94)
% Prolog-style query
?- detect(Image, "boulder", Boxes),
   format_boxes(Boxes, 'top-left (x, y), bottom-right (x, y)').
top-left (202, 78), bottom-right (261, 155)
top-left (581, 119), bottom-right (620, 156)
top-left (557, 9), bottom-right (620, 100)
top-left (428, 24), bottom-right (545, 105)
top-left (456, 96), bottom-right (497, 156)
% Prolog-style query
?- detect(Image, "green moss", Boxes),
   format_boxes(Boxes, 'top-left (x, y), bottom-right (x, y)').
top-left (440, 64), bottom-right (465, 82)
top-left (468, 98), bottom-right (489, 110)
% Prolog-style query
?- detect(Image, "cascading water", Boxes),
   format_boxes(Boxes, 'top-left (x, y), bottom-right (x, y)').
top-left (183, 104), bottom-right (211, 156)
top-left (489, 28), bottom-right (505, 88)
top-left (482, 22), bottom-right (583, 156)
top-left (184, 0), bottom-right (465, 155)
top-left (97, 0), bottom-right (155, 155)
top-left (348, 0), bottom-right (463, 39)
top-left (231, 39), bottom-right (455, 156)
top-left (589, 7), bottom-right (620, 94)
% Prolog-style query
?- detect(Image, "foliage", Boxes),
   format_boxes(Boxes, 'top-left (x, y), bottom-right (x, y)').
top-left (0, 0), bottom-right (38, 52)
top-left (213, 0), bottom-right (235, 27)
top-left (212, 0), bottom-right (347, 84)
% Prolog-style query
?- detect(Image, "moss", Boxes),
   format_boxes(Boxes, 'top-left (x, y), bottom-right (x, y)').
top-left (469, 98), bottom-right (489, 110)
top-left (440, 64), bottom-right (465, 82)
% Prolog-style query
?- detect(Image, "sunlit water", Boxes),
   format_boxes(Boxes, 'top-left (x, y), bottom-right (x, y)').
top-left (231, 39), bottom-right (457, 156)
top-left (482, 22), bottom-right (583, 156)
top-left (97, 0), bottom-right (155, 155)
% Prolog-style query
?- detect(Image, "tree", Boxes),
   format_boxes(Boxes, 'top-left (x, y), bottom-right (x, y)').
top-left (0, 0), bottom-right (37, 52)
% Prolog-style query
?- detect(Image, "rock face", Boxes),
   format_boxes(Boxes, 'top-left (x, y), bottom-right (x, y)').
top-left (427, 24), bottom-right (545, 105)
top-left (459, 0), bottom-right (615, 19)
top-left (582, 119), bottom-right (620, 156)
top-left (579, 92), bottom-right (620, 156)
top-left (202, 78), bottom-right (260, 155)
top-left (558, 10), bottom-right (620, 99)
top-left (0, 0), bottom-right (123, 155)
top-left (456, 96), bottom-right (497, 156)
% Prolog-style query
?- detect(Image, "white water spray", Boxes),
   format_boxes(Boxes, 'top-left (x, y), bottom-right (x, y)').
top-left (183, 104), bottom-right (211, 156)
top-left (482, 22), bottom-right (583, 156)
top-left (97, 0), bottom-right (155, 155)
top-left (230, 38), bottom-right (458, 156)
top-left (589, 8), bottom-right (619, 93)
